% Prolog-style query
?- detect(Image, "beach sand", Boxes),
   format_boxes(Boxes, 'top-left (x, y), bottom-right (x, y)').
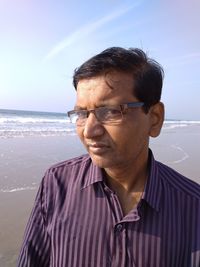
top-left (0, 135), bottom-right (85, 266)
top-left (0, 125), bottom-right (199, 266)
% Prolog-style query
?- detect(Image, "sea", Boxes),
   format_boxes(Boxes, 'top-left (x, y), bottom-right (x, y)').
top-left (0, 109), bottom-right (76, 138)
top-left (1, 108), bottom-right (200, 138)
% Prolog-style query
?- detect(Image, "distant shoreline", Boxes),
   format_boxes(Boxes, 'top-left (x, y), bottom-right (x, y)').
top-left (1, 108), bottom-right (200, 122)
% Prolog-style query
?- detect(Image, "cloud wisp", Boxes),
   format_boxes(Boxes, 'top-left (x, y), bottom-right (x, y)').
top-left (164, 52), bottom-right (200, 68)
top-left (44, 2), bottom-right (141, 61)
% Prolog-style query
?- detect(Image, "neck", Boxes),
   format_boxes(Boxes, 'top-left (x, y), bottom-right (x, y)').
top-left (104, 153), bottom-right (149, 194)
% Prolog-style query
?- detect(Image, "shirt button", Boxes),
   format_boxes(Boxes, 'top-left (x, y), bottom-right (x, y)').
top-left (116, 224), bottom-right (123, 232)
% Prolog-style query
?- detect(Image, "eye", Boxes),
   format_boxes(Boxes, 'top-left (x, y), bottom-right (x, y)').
top-left (76, 110), bottom-right (87, 119)
top-left (98, 107), bottom-right (121, 121)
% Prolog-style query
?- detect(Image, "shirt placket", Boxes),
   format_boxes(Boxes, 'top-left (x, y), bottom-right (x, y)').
top-left (104, 183), bottom-right (143, 267)
top-left (113, 221), bottom-right (127, 267)
top-left (103, 186), bottom-right (130, 267)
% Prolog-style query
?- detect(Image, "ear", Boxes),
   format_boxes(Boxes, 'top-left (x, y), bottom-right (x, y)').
top-left (148, 102), bottom-right (165, 138)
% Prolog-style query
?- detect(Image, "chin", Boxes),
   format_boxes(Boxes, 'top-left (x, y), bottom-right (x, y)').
top-left (90, 154), bottom-right (114, 169)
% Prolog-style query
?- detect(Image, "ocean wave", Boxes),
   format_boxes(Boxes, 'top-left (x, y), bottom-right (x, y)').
top-left (164, 120), bottom-right (200, 124)
top-left (162, 123), bottom-right (188, 130)
top-left (0, 128), bottom-right (75, 133)
top-left (163, 120), bottom-right (200, 130)
top-left (0, 110), bottom-right (75, 138)
top-left (0, 117), bottom-right (69, 124)
top-left (0, 128), bottom-right (77, 138)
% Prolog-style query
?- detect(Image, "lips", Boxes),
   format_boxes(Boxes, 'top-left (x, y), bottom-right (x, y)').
top-left (87, 142), bottom-right (109, 154)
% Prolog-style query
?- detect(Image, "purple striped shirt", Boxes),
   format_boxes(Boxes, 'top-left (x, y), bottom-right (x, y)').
top-left (17, 151), bottom-right (200, 267)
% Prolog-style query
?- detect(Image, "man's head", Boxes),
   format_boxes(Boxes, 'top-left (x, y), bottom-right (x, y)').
top-left (70, 47), bottom-right (164, 170)
top-left (73, 47), bottom-right (164, 113)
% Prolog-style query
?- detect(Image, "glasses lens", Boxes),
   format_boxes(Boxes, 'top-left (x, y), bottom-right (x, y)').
top-left (68, 110), bottom-right (87, 125)
top-left (68, 106), bottom-right (123, 126)
top-left (96, 107), bottom-right (122, 123)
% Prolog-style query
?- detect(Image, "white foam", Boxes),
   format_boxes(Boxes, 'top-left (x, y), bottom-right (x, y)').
top-left (0, 186), bottom-right (37, 193)
top-left (0, 128), bottom-right (74, 133)
top-left (0, 117), bottom-right (69, 124)
top-left (0, 126), bottom-right (76, 138)
top-left (0, 110), bottom-right (75, 138)
top-left (164, 120), bottom-right (200, 124)
top-left (163, 120), bottom-right (200, 130)
top-left (163, 124), bottom-right (188, 130)
top-left (168, 144), bottom-right (189, 164)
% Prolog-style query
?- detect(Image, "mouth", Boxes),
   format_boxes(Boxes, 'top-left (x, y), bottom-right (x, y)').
top-left (87, 143), bottom-right (110, 155)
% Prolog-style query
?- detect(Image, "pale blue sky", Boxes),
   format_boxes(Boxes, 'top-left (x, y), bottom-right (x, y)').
top-left (0, 0), bottom-right (200, 120)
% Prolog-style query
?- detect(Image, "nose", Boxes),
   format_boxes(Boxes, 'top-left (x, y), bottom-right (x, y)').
top-left (83, 112), bottom-right (105, 139)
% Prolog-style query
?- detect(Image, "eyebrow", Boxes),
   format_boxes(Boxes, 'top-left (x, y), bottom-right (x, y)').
top-left (74, 102), bottom-right (113, 110)
top-left (74, 106), bottom-right (85, 110)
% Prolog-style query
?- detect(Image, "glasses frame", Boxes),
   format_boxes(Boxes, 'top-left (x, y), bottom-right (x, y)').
top-left (67, 102), bottom-right (144, 126)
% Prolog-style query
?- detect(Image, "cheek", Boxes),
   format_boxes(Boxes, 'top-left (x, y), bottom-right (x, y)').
top-left (109, 124), bottom-right (148, 151)
top-left (76, 127), bottom-right (84, 142)
top-left (106, 126), bottom-right (130, 149)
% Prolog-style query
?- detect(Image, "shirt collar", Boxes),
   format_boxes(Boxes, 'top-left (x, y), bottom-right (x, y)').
top-left (142, 149), bottom-right (162, 212)
top-left (81, 151), bottom-right (162, 212)
top-left (80, 156), bottom-right (104, 189)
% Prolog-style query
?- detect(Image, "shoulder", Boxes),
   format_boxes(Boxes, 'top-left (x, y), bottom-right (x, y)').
top-left (38, 154), bottom-right (92, 211)
top-left (48, 153), bottom-right (91, 172)
top-left (42, 154), bottom-right (91, 187)
top-left (157, 161), bottom-right (200, 200)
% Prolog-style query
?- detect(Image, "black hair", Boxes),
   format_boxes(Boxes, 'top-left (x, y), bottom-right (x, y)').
top-left (73, 47), bottom-right (164, 112)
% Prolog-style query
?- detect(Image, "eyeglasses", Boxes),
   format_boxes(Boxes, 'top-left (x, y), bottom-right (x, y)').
top-left (67, 102), bottom-right (144, 126)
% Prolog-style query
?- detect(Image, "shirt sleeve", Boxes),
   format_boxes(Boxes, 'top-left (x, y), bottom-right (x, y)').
top-left (17, 175), bottom-right (51, 267)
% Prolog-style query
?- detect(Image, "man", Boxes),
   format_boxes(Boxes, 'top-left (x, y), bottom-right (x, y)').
top-left (17, 47), bottom-right (200, 267)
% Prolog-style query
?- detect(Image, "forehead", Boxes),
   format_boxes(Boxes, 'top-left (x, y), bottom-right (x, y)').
top-left (76, 71), bottom-right (136, 106)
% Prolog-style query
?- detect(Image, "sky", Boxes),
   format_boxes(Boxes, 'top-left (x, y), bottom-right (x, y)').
top-left (0, 0), bottom-right (200, 120)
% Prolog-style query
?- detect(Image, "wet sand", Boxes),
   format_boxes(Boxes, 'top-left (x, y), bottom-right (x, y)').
top-left (0, 190), bottom-right (36, 266)
top-left (0, 135), bottom-right (86, 267)
top-left (151, 124), bottom-right (200, 182)
top-left (0, 125), bottom-right (199, 266)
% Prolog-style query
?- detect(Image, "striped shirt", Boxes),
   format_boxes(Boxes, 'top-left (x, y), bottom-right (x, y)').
top-left (17, 151), bottom-right (200, 267)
